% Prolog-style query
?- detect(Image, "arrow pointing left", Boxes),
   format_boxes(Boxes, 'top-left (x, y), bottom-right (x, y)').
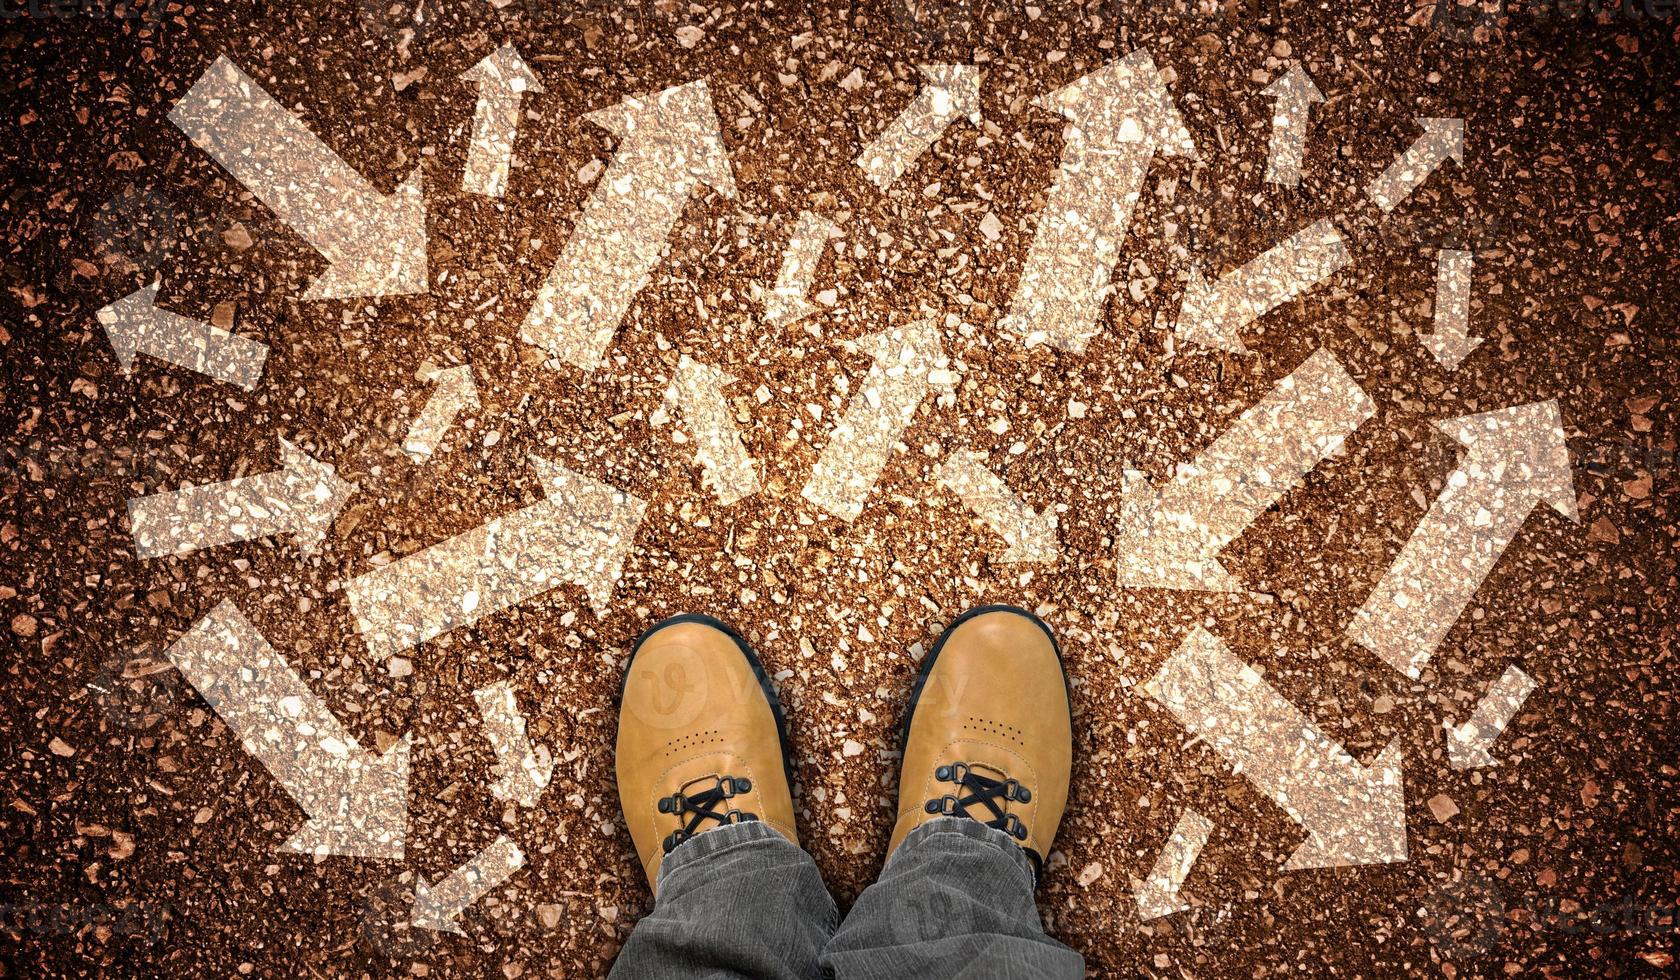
top-left (411, 835), bottom-right (526, 935)
top-left (169, 55), bottom-right (428, 300)
top-left (166, 600), bottom-right (409, 859)
top-left (461, 44), bottom-right (543, 198)
top-left (98, 281), bottom-right (268, 390)
top-left (1174, 218), bottom-right (1351, 354)
top-left (127, 438), bottom-right (355, 558)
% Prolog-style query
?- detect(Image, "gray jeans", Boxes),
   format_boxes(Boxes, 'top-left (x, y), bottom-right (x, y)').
top-left (608, 817), bottom-right (1085, 979)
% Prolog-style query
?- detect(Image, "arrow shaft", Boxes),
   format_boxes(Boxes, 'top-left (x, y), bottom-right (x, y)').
top-left (1464, 664), bottom-right (1536, 738)
top-left (429, 836), bottom-right (525, 912)
top-left (129, 467), bottom-right (312, 557)
top-left (1366, 134), bottom-right (1453, 213)
top-left (463, 91), bottom-right (523, 197)
top-left (404, 374), bottom-right (475, 461)
top-left (1264, 93), bottom-right (1311, 185)
top-left (937, 450), bottom-right (1052, 561)
top-left (856, 89), bottom-right (959, 190)
top-left (764, 210), bottom-right (837, 327)
top-left (1135, 808), bottom-right (1212, 921)
top-left (474, 682), bottom-right (550, 806)
top-left (669, 356), bottom-right (757, 506)
top-left (1432, 248), bottom-right (1473, 341)
top-left (1196, 219), bottom-right (1351, 337)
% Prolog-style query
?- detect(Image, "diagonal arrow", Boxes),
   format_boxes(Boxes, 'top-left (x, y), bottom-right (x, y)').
top-left (935, 449), bottom-right (1058, 563)
top-left (166, 600), bottom-right (409, 858)
top-left (521, 79), bottom-right (736, 370)
top-left (1115, 348), bottom-right (1374, 592)
top-left (169, 56), bottom-right (427, 300)
top-left (128, 437), bottom-right (355, 558)
top-left (1420, 248), bottom-right (1480, 370)
top-left (98, 281), bottom-right (268, 390)
top-left (999, 48), bottom-right (1196, 353)
top-left (411, 835), bottom-right (526, 935)
top-left (1446, 664), bottom-right (1537, 770)
top-left (1148, 627), bottom-right (1408, 871)
top-left (345, 456), bottom-right (646, 661)
top-left (801, 320), bottom-right (955, 522)
top-left (762, 210), bottom-right (839, 328)
top-left (1260, 63), bottom-right (1324, 188)
top-left (460, 43), bottom-right (543, 198)
top-left (473, 682), bottom-right (553, 807)
top-left (661, 354), bottom-right (758, 506)
top-left (403, 364), bottom-right (480, 462)
top-left (1349, 400), bottom-right (1576, 679)
top-left (1134, 808), bottom-right (1212, 921)
top-left (854, 64), bottom-right (982, 191)
top-left (1174, 218), bottom-right (1351, 354)
top-left (1364, 116), bottom-right (1464, 214)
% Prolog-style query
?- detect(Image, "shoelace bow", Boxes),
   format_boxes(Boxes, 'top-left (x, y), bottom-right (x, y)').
top-left (922, 761), bottom-right (1031, 841)
top-left (658, 775), bottom-right (757, 854)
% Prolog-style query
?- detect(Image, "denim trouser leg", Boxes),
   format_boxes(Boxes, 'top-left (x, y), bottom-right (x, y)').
top-left (609, 820), bottom-right (837, 980)
top-left (818, 818), bottom-right (1085, 980)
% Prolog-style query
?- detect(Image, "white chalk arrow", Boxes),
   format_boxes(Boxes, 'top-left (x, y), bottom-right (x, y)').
top-left (166, 600), bottom-right (409, 858)
top-left (128, 438), bottom-right (354, 558)
top-left (460, 43), bottom-right (543, 198)
top-left (935, 449), bottom-right (1058, 563)
top-left (403, 364), bottom-right (480, 462)
top-left (999, 49), bottom-right (1196, 353)
top-left (1447, 664), bottom-right (1537, 770)
top-left (801, 320), bottom-right (954, 522)
top-left (169, 56), bottom-right (427, 300)
top-left (411, 835), bottom-right (526, 935)
top-left (1174, 218), bottom-right (1351, 354)
top-left (1148, 628), bottom-right (1408, 870)
top-left (762, 210), bottom-right (839, 328)
top-left (346, 456), bottom-right (646, 660)
top-left (1350, 400), bottom-right (1576, 679)
top-left (661, 354), bottom-right (758, 506)
top-left (474, 682), bottom-right (553, 806)
top-left (1260, 63), bottom-right (1323, 188)
top-left (521, 79), bottom-right (735, 370)
top-left (1135, 808), bottom-right (1212, 920)
top-left (1115, 348), bottom-right (1374, 591)
top-left (1364, 117), bottom-right (1464, 214)
top-left (854, 64), bottom-right (982, 190)
top-left (1421, 248), bottom-right (1480, 370)
top-left (98, 281), bottom-right (268, 390)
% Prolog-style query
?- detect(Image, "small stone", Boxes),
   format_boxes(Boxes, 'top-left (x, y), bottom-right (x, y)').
top-left (1427, 793), bottom-right (1459, 823)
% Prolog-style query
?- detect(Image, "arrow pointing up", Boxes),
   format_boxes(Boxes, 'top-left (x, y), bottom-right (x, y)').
top-left (855, 64), bottom-right (982, 190)
top-left (403, 364), bottom-right (480, 462)
top-left (345, 457), bottom-right (647, 660)
top-left (936, 449), bottom-right (1058, 563)
top-left (1364, 116), bottom-right (1464, 213)
top-left (521, 79), bottom-right (736, 370)
top-left (1350, 400), bottom-right (1576, 679)
top-left (762, 210), bottom-right (840, 328)
top-left (1420, 248), bottom-right (1481, 370)
top-left (411, 835), bottom-right (526, 935)
top-left (661, 354), bottom-right (759, 506)
top-left (1446, 664), bottom-right (1537, 770)
top-left (999, 49), bottom-right (1196, 353)
top-left (169, 56), bottom-right (427, 300)
top-left (166, 600), bottom-right (409, 858)
top-left (473, 682), bottom-right (554, 807)
top-left (1115, 348), bottom-right (1374, 591)
top-left (461, 43), bottom-right (543, 198)
top-left (128, 438), bottom-right (355, 558)
top-left (1261, 63), bottom-right (1324, 187)
top-left (98, 281), bottom-right (268, 390)
top-left (801, 320), bottom-right (955, 522)
top-left (1148, 628), bottom-right (1407, 871)
top-left (1174, 218), bottom-right (1351, 354)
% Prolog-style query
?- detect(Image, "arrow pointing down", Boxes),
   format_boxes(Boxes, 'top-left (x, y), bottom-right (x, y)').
top-left (411, 835), bottom-right (526, 935)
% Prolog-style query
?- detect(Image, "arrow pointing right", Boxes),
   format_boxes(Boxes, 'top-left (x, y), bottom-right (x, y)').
top-left (98, 281), bottom-right (268, 390)
top-left (1349, 400), bottom-right (1576, 679)
top-left (460, 44), bottom-right (543, 198)
top-left (169, 56), bottom-right (428, 300)
top-left (1364, 116), bottom-right (1465, 213)
top-left (411, 835), bottom-right (526, 935)
top-left (999, 49), bottom-right (1196, 353)
top-left (1174, 218), bottom-right (1351, 354)
top-left (1260, 63), bottom-right (1324, 187)
top-left (1147, 627), bottom-right (1407, 871)
top-left (165, 600), bottom-right (409, 859)
top-left (521, 79), bottom-right (736, 370)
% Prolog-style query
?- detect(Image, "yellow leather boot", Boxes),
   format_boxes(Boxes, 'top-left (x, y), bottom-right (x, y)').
top-left (616, 614), bottom-right (798, 893)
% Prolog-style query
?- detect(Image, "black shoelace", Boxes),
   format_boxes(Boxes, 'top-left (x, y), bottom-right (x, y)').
top-left (658, 774), bottom-right (757, 854)
top-left (922, 761), bottom-right (1032, 841)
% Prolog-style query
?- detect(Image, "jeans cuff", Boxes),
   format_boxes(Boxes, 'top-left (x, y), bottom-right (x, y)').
top-left (888, 816), bottom-right (1038, 889)
top-left (656, 819), bottom-right (793, 888)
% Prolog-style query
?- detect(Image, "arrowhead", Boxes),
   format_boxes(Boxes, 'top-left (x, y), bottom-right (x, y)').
top-left (1173, 264), bottom-right (1249, 354)
top-left (410, 877), bottom-right (467, 936)
top-left (999, 511), bottom-right (1060, 564)
top-left (279, 735), bottom-right (411, 860)
top-left (1436, 400), bottom-right (1577, 521)
top-left (1281, 739), bottom-right (1408, 871)
top-left (96, 280), bottom-right (161, 372)
top-left (527, 456), bottom-right (648, 618)
top-left (1262, 63), bottom-right (1324, 106)
top-left (302, 167), bottom-right (428, 300)
top-left (1034, 48), bottom-right (1195, 157)
top-left (918, 63), bottom-right (983, 124)
top-left (585, 79), bottom-right (736, 197)
top-left (1112, 469), bottom-right (1244, 591)
top-left (277, 438), bottom-right (356, 554)
top-left (1420, 329), bottom-right (1483, 371)
top-left (1420, 116), bottom-right (1465, 164)
top-left (462, 42), bottom-right (543, 95)
top-left (1446, 724), bottom-right (1499, 770)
